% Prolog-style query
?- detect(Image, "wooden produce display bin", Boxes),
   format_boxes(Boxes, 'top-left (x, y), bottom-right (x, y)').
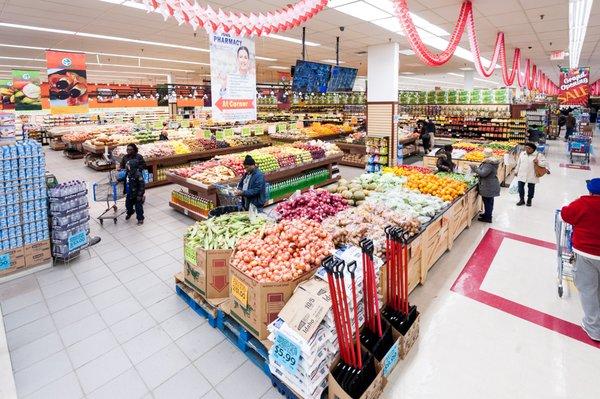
top-left (422, 154), bottom-right (438, 169)
top-left (419, 215), bottom-right (450, 283)
top-left (335, 142), bottom-right (367, 168)
top-left (167, 154), bottom-right (343, 220)
top-left (445, 193), bottom-right (470, 245)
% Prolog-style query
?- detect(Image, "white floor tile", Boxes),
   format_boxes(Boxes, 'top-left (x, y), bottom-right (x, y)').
top-left (90, 285), bottom-right (133, 310)
top-left (99, 297), bottom-right (143, 326)
top-left (134, 282), bottom-right (173, 307)
top-left (40, 276), bottom-right (80, 299)
top-left (160, 308), bottom-right (205, 341)
top-left (58, 313), bottom-right (107, 347)
top-left (5, 316), bottom-right (56, 351)
top-left (115, 263), bottom-right (150, 283)
top-left (125, 273), bottom-right (163, 295)
top-left (153, 364), bottom-right (211, 399)
top-left (87, 368), bottom-right (149, 399)
top-left (52, 300), bottom-right (97, 330)
top-left (144, 253), bottom-right (178, 272)
top-left (135, 246), bottom-right (168, 263)
top-left (123, 325), bottom-right (172, 364)
top-left (66, 329), bottom-right (118, 368)
top-left (36, 266), bottom-right (74, 288)
top-left (46, 287), bottom-right (88, 313)
top-left (216, 361), bottom-right (271, 399)
top-left (136, 343), bottom-right (190, 390)
top-left (99, 247), bottom-right (132, 264)
top-left (82, 275), bottom-right (123, 297)
top-left (105, 254), bottom-right (143, 273)
top-left (147, 294), bottom-right (187, 323)
top-left (175, 323), bottom-right (224, 361)
top-left (194, 340), bottom-right (247, 385)
top-left (110, 310), bottom-right (157, 344)
top-left (3, 301), bottom-right (49, 332)
top-left (75, 347), bottom-right (132, 394)
top-left (0, 289), bottom-right (43, 315)
top-left (13, 350), bottom-right (72, 397)
top-left (10, 332), bottom-right (64, 372)
top-left (23, 372), bottom-right (83, 399)
top-left (76, 265), bottom-right (113, 286)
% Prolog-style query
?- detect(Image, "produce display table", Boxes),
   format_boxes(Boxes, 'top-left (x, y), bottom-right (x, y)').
top-left (269, 132), bottom-right (351, 144)
top-left (60, 138), bottom-right (86, 159)
top-left (115, 142), bottom-right (270, 189)
top-left (398, 136), bottom-right (419, 158)
top-left (167, 154), bottom-right (343, 220)
top-left (335, 142), bottom-right (366, 167)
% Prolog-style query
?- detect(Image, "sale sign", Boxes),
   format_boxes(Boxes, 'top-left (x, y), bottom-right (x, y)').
top-left (210, 33), bottom-right (256, 122)
top-left (46, 51), bottom-right (88, 114)
top-left (558, 67), bottom-right (590, 106)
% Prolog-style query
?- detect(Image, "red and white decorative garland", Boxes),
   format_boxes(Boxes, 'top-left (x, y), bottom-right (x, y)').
top-left (392, 0), bottom-right (558, 95)
top-left (141, 0), bottom-right (558, 94)
top-left (141, 0), bottom-right (328, 36)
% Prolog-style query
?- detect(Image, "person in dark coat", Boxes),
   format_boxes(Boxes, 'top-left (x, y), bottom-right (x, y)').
top-left (566, 112), bottom-right (576, 140)
top-left (125, 159), bottom-right (145, 225)
top-left (118, 143), bottom-right (145, 171)
top-left (235, 155), bottom-right (267, 211)
top-left (436, 144), bottom-right (454, 172)
top-left (420, 119), bottom-right (435, 154)
top-left (470, 148), bottom-right (501, 223)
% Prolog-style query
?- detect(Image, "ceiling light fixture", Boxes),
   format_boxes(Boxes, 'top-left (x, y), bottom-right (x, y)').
top-left (265, 34), bottom-right (320, 47)
top-left (268, 66), bottom-right (291, 70)
top-left (320, 59), bottom-right (345, 64)
top-left (399, 49), bottom-right (415, 55)
top-left (569, 0), bottom-right (593, 68)
top-left (459, 67), bottom-right (474, 71)
top-left (447, 72), bottom-right (463, 77)
top-left (400, 72), bottom-right (415, 75)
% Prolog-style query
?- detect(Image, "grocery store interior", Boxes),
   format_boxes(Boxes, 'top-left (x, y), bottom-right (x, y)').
top-left (1, 0), bottom-right (599, 398)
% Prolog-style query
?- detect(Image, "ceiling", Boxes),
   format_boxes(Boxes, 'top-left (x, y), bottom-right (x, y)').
top-left (0, 0), bottom-right (598, 88)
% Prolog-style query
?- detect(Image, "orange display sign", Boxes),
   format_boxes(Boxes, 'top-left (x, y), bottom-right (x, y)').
top-left (558, 67), bottom-right (590, 106)
top-left (46, 51), bottom-right (88, 114)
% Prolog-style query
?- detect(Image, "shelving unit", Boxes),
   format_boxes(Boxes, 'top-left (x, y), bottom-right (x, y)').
top-left (335, 141), bottom-right (366, 167)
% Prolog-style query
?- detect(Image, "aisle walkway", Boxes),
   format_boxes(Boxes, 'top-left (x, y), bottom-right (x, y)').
top-left (0, 136), bottom-right (597, 399)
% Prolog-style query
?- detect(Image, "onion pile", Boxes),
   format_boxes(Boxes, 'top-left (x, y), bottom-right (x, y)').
top-left (232, 218), bottom-right (334, 283)
top-left (275, 189), bottom-right (348, 222)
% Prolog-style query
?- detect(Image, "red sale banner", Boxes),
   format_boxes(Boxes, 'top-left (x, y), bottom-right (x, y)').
top-left (558, 67), bottom-right (590, 106)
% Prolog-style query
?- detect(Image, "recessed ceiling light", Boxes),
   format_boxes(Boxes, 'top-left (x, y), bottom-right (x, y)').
top-left (399, 49), bottom-right (415, 56)
top-left (321, 59), bottom-right (345, 64)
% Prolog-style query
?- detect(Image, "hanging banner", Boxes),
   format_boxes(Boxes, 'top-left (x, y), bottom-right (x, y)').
top-left (210, 33), bottom-right (256, 122)
top-left (558, 67), bottom-right (590, 106)
top-left (46, 51), bottom-right (88, 114)
top-left (11, 70), bottom-right (42, 111)
top-left (0, 79), bottom-right (15, 110)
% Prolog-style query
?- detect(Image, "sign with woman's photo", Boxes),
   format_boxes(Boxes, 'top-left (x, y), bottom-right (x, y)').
top-left (46, 51), bottom-right (88, 114)
top-left (210, 33), bottom-right (256, 122)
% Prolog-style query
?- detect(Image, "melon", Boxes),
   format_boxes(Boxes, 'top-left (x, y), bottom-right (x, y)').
top-left (353, 191), bottom-right (366, 200)
top-left (341, 190), bottom-right (353, 199)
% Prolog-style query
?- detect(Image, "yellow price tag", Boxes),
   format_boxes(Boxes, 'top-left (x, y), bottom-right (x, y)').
top-left (184, 243), bottom-right (197, 266)
top-left (231, 274), bottom-right (248, 307)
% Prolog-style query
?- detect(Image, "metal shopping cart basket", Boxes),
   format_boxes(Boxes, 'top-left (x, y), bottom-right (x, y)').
top-left (209, 182), bottom-right (243, 218)
top-left (554, 210), bottom-right (575, 298)
top-left (92, 170), bottom-right (127, 224)
top-left (568, 135), bottom-right (592, 164)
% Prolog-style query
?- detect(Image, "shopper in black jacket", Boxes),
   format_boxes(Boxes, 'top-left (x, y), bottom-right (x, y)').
top-left (436, 144), bottom-right (454, 172)
top-left (125, 159), bottom-right (145, 225)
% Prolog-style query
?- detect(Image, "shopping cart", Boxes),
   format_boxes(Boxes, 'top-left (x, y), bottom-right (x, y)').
top-left (554, 210), bottom-right (575, 298)
top-left (568, 135), bottom-right (591, 164)
top-left (92, 170), bottom-right (127, 224)
top-left (209, 182), bottom-right (243, 217)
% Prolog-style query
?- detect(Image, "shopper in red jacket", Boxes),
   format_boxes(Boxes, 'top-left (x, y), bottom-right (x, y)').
top-left (561, 178), bottom-right (600, 341)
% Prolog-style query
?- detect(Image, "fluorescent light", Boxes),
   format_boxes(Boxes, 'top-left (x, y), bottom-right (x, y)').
top-left (459, 67), bottom-right (474, 71)
top-left (408, 12), bottom-right (449, 37)
top-left (88, 62), bottom-right (193, 72)
top-left (372, 18), bottom-right (404, 34)
top-left (321, 59), bottom-right (345, 64)
top-left (400, 72), bottom-right (415, 75)
top-left (0, 64), bottom-right (44, 70)
top-left (336, 2), bottom-right (390, 21)
top-left (99, 0), bottom-right (148, 11)
top-left (474, 77), bottom-right (501, 85)
top-left (0, 56), bottom-right (45, 62)
top-left (268, 66), bottom-right (290, 70)
top-left (447, 72), bottom-right (463, 77)
top-left (0, 22), bottom-right (211, 53)
top-left (265, 34), bottom-right (320, 47)
top-left (399, 76), bottom-right (463, 87)
top-left (569, 0), bottom-right (593, 68)
top-left (399, 49), bottom-right (415, 55)
top-left (256, 56), bottom-right (278, 62)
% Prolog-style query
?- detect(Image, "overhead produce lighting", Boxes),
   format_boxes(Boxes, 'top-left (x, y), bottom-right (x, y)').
top-left (268, 66), bottom-right (291, 70)
top-left (265, 34), bottom-right (320, 47)
top-left (569, 0), bottom-right (594, 68)
top-left (329, 1), bottom-right (494, 68)
top-left (400, 72), bottom-right (415, 75)
top-left (321, 59), bottom-right (345, 64)
top-left (399, 49), bottom-right (416, 55)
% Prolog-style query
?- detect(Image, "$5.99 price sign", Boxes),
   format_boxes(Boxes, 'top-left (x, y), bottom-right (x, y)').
top-left (273, 332), bottom-right (301, 374)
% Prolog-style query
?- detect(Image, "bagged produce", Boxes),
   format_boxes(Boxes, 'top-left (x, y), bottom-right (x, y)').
top-left (184, 212), bottom-right (270, 250)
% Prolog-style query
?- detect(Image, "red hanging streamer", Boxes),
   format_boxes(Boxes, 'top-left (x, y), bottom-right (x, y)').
top-left (392, 0), bottom-right (557, 94)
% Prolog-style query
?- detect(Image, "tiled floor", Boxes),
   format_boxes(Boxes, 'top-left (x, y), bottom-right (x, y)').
top-left (1, 134), bottom-right (599, 398)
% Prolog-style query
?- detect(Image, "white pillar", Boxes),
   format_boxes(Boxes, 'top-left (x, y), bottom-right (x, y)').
top-left (367, 43), bottom-right (400, 166)
top-left (464, 70), bottom-right (474, 91)
top-left (166, 73), bottom-right (173, 84)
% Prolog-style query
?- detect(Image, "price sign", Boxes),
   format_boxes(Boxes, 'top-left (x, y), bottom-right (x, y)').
top-left (254, 126), bottom-right (264, 136)
top-left (223, 129), bottom-right (234, 138)
top-left (231, 274), bottom-right (248, 307)
top-left (184, 243), bottom-right (197, 265)
top-left (241, 127), bottom-right (251, 137)
top-left (133, 115), bottom-right (142, 124)
top-left (276, 123), bottom-right (287, 132)
top-left (215, 131), bottom-right (224, 140)
top-left (181, 120), bottom-right (191, 128)
top-left (153, 120), bottom-right (163, 129)
top-left (203, 130), bottom-right (212, 139)
top-left (273, 332), bottom-right (301, 373)
top-left (382, 343), bottom-right (399, 377)
top-left (175, 115), bottom-right (184, 122)
top-left (67, 231), bottom-right (87, 251)
top-left (0, 253), bottom-right (10, 270)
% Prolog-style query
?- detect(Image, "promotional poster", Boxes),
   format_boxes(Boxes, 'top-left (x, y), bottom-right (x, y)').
top-left (210, 33), bottom-right (256, 122)
top-left (558, 67), bottom-right (590, 105)
top-left (46, 51), bottom-right (88, 114)
top-left (0, 79), bottom-right (15, 110)
top-left (11, 70), bottom-right (42, 111)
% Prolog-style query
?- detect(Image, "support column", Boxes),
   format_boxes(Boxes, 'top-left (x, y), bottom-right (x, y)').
top-left (367, 42), bottom-right (400, 166)
top-left (166, 73), bottom-right (177, 117)
top-left (463, 70), bottom-right (474, 91)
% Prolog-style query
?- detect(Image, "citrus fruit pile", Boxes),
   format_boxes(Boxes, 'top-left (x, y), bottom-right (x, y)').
top-left (463, 151), bottom-right (486, 162)
top-left (405, 172), bottom-right (467, 202)
top-left (383, 165), bottom-right (433, 177)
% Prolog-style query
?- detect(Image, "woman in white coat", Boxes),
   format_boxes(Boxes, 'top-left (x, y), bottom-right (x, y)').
top-left (515, 142), bottom-right (548, 207)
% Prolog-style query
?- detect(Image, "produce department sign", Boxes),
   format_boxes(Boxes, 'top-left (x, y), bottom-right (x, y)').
top-left (558, 67), bottom-right (590, 106)
top-left (210, 33), bottom-right (256, 122)
top-left (11, 70), bottom-right (42, 111)
top-left (46, 51), bottom-right (88, 114)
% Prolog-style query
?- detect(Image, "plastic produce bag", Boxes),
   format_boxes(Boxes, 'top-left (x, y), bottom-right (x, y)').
top-left (508, 179), bottom-right (519, 195)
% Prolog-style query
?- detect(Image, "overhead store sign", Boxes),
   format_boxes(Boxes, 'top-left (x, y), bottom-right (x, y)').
top-left (210, 33), bottom-right (256, 122)
top-left (558, 67), bottom-right (590, 106)
top-left (550, 50), bottom-right (566, 60)
top-left (11, 70), bottom-right (42, 111)
top-left (46, 51), bottom-right (88, 114)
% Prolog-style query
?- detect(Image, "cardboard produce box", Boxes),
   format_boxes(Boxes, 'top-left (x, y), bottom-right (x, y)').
top-left (183, 239), bottom-right (231, 300)
top-left (327, 354), bottom-right (384, 399)
top-left (229, 262), bottom-right (317, 340)
top-left (0, 247), bottom-right (26, 277)
top-left (24, 239), bottom-right (51, 267)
